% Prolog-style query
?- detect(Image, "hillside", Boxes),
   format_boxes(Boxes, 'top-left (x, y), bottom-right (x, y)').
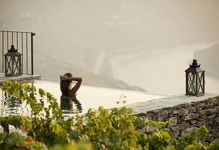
top-left (0, 17), bottom-right (146, 91)
top-left (1, 0), bottom-right (219, 93)
top-left (35, 51), bottom-right (146, 91)
top-left (194, 43), bottom-right (219, 79)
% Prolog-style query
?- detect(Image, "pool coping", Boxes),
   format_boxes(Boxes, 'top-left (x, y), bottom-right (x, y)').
top-left (0, 72), bottom-right (41, 85)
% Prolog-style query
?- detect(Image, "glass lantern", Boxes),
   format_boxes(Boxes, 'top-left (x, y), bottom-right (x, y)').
top-left (4, 45), bottom-right (22, 76)
top-left (185, 59), bottom-right (205, 96)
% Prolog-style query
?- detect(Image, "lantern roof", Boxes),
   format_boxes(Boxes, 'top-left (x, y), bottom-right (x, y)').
top-left (185, 59), bottom-right (205, 73)
top-left (4, 45), bottom-right (22, 57)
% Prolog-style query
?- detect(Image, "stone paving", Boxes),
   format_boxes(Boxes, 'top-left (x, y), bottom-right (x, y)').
top-left (126, 93), bottom-right (219, 115)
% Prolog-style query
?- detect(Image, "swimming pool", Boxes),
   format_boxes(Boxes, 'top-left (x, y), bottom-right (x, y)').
top-left (0, 80), bottom-right (167, 116)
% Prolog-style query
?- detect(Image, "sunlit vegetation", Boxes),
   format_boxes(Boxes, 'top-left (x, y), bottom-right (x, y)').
top-left (0, 81), bottom-right (219, 149)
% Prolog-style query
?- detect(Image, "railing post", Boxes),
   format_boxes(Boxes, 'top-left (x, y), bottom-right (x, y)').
top-left (1, 31), bottom-right (4, 72)
top-left (31, 32), bottom-right (35, 75)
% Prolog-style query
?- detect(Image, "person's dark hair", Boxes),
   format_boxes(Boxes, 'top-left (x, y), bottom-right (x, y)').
top-left (65, 73), bottom-right (72, 78)
top-left (60, 73), bottom-right (73, 95)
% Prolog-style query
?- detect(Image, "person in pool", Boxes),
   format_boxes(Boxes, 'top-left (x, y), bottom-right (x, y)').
top-left (60, 73), bottom-right (83, 113)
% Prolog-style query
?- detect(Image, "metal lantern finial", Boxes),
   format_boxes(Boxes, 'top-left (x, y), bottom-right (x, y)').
top-left (4, 45), bottom-right (22, 76)
top-left (185, 59), bottom-right (205, 96)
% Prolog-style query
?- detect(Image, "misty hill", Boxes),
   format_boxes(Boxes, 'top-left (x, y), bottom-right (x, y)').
top-left (0, 17), bottom-right (146, 91)
top-left (35, 50), bottom-right (146, 91)
top-left (1, 0), bottom-right (219, 93)
top-left (0, 8), bottom-right (147, 91)
top-left (194, 43), bottom-right (219, 79)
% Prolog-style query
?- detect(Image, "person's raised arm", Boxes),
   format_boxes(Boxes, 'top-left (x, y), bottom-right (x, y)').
top-left (70, 77), bottom-right (82, 94)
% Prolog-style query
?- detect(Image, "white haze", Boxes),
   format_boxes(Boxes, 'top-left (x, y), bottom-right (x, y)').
top-left (0, 0), bottom-right (219, 95)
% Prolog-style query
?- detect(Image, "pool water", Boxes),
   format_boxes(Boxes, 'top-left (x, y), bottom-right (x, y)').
top-left (0, 80), bottom-right (166, 116)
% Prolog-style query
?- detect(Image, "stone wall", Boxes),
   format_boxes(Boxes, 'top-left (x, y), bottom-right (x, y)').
top-left (129, 93), bottom-right (219, 142)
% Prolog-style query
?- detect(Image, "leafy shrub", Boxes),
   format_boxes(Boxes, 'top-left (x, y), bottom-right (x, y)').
top-left (0, 132), bottom-right (47, 150)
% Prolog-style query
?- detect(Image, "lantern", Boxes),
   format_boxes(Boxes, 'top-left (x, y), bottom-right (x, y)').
top-left (185, 59), bottom-right (205, 96)
top-left (4, 45), bottom-right (22, 76)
